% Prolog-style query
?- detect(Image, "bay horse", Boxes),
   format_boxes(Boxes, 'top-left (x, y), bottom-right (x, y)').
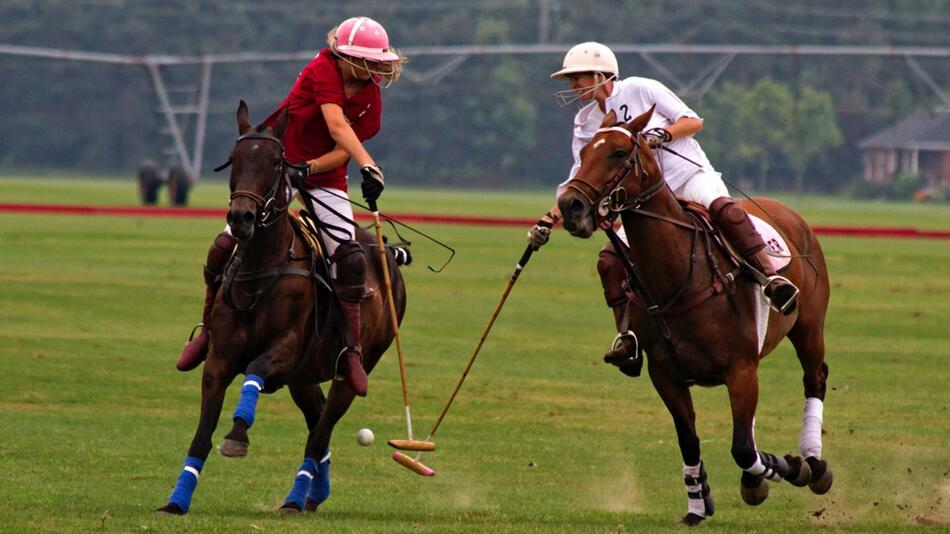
top-left (158, 101), bottom-right (406, 515)
top-left (557, 107), bottom-right (832, 525)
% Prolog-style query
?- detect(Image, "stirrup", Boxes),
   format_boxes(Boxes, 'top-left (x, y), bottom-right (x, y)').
top-left (186, 323), bottom-right (205, 343)
top-left (609, 330), bottom-right (639, 360)
top-left (762, 275), bottom-right (799, 314)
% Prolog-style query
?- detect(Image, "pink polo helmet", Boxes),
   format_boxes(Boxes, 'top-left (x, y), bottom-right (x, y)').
top-left (332, 17), bottom-right (400, 62)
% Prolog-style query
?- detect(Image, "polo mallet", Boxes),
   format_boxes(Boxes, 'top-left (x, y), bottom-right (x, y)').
top-left (391, 244), bottom-right (537, 477)
top-left (367, 198), bottom-right (435, 456)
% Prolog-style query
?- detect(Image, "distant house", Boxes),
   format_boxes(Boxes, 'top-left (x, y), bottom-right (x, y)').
top-left (858, 106), bottom-right (950, 188)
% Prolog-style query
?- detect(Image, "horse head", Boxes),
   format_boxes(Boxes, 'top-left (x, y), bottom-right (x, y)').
top-left (226, 100), bottom-right (291, 240)
top-left (558, 105), bottom-right (663, 238)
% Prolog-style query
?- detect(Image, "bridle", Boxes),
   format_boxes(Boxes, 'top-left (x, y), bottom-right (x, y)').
top-left (217, 132), bottom-right (293, 229)
top-left (565, 126), bottom-right (666, 221)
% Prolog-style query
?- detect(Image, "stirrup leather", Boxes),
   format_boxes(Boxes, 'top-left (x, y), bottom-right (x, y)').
top-left (762, 275), bottom-right (799, 314)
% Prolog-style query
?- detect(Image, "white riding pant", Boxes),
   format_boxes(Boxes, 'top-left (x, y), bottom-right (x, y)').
top-left (296, 185), bottom-right (356, 259)
top-left (673, 169), bottom-right (730, 208)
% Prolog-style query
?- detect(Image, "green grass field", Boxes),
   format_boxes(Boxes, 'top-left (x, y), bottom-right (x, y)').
top-left (1, 177), bottom-right (948, 532)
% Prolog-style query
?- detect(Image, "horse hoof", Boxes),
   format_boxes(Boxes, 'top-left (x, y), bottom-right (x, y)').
top-left (784, 454), bottom-right (812, 487)
top-left (304, 499), bottom-right (319, 512)
top-left (279, 504), bottom-right (302, 515)
top-left (155, 503), bottom-right (185, 515)
top-left (218, 438), bottom-right (249, 458)
top-left (680, 513), bottom-right (706, 526)
top-left (806, 457), bottom-right (833, 495)
top-left (740, 472), bottom-right (769, 506)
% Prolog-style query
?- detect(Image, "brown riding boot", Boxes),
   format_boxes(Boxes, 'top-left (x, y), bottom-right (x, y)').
top-left (331, 241), bottom-right (369, 396)
top-left (598, 243), bottom-right (643, 377)
top-left (335, 300), bottom-right (368, 397)
top-left (176, 232), bottom-right (238, 372)
top-left (709, 198), bottom-right (799, 315)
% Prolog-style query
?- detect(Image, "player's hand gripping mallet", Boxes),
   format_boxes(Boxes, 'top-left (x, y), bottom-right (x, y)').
top-left (367, 197), bottom-right (435, 459)
top-left (391, 244), bottom-right (537, 476)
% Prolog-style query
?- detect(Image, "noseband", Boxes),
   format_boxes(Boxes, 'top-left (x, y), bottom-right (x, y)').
top-left (220, 132), bottom-right (292, 229)
top-left (566, 127), bottom-right (665, 218)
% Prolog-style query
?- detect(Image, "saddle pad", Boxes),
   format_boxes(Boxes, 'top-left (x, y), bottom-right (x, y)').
top-left (291, 212), bottom-right (324, 261)
top-left (749, 214), bottom-right (791, 272)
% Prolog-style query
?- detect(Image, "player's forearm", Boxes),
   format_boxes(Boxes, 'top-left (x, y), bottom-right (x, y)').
top-left (665, 117), bottom-right (703, 140)
top-left (307, 147), bottom-right (348, 174)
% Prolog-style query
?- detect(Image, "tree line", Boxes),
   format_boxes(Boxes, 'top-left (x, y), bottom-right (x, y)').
top-left (1, 0), bottom-right (947, 193)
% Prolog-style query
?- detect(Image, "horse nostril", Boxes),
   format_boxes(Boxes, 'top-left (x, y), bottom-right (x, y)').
top-left (226, 211), bottom-right (234, 225)
top-left (242, 211), bottom-right (255, 226)
top-left (571, 198), bottom-right (586, 216)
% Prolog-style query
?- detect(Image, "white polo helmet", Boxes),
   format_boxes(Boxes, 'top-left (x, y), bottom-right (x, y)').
top-left (550, 42), bottom-right (618, 79)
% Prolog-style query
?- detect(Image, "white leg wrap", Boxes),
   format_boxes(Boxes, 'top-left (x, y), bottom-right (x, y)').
top-left (744, 454), bottom-right (766, 476)
top-left (683, 463), bottom-right (707, 517)
top-left (799, 397), bottom-right (824, 459)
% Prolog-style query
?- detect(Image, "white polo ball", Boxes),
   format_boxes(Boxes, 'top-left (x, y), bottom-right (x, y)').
top-left (356, 428), bottom-right (374, 446)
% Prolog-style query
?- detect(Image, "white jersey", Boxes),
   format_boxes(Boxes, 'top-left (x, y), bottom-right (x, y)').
top-left (557, 76), bottom-right (716, 196)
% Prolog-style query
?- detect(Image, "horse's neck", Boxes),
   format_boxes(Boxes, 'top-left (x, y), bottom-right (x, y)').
top-left (620, 188), bottom-right (700, 299)
top-left (239, 217), bottom-right (293, 270)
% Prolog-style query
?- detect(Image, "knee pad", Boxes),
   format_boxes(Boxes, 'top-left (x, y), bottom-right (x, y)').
top-left (709, 197), bottom-right (746, 225)
top-left (709, 197), bottom-right (762, 256)
top-left (597, 245), bottom-right (628, 308)
top-left (204, 232), bottom-right (239, 284)
top-left (331, 241), bottom-right (366, 302)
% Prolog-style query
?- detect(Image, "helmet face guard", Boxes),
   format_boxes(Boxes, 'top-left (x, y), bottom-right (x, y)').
top-left (335, 53), bottom-right (399, 88)
top-left (553, 73), bottom-right (617, 107)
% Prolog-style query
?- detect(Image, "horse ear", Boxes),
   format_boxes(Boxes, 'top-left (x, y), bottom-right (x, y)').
top-left (272, 105), bottom-right (290, 140)
top-left (624, 104), bottom-right (655, 134)
top-left (600, 109), bottom-right (618, 128)
top-left (237, 100), bottom-right (252, 135)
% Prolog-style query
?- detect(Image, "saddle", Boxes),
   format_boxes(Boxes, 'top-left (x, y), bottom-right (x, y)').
top-left (678, 199), bottom-right (791, 273)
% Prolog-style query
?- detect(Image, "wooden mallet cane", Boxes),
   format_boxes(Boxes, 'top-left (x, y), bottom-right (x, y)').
top-left (391, 244), bottom-right (537, 476)
top-left (367, 198), bottom-right (435, 455)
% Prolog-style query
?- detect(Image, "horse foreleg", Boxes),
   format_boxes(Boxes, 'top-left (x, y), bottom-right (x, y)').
top-left (648, 361), bottom-right (713, 526)
top-left (289, 383), bottom-right (330, 512)
top-left (788, 322), bottom-right (833, 494)
top-left (725, 362), bottom-right (794, 506)
top-left (219, 334), bottom-right (300, 458)
top-left (281, 380), bottom-right (356, 513)
top-left (217, 373), bottom-right (264, 458)
top-left (158, 356), bottom-right (236, 515)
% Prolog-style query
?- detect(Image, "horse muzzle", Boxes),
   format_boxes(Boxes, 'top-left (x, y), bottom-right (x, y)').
top-left (227, 205), bottom-right (256, 240)
top-left (558, 192), bottom-right (596, 238)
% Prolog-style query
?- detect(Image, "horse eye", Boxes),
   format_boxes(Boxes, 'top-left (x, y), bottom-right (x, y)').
top-left (610, 149), bottom-right (628, 159)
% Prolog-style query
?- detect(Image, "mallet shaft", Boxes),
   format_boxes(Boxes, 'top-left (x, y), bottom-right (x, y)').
top-left (370, 201), bottom-right (414, 441)
top-left (413, 245), bottom-right (536, 461)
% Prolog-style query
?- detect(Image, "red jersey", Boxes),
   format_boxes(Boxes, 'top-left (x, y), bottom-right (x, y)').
top-left (265, 49), bottom-right (382, 190)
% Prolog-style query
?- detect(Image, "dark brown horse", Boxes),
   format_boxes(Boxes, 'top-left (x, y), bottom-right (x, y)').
top-left (557, 107), bottom-right (832, 525)
top-left (158, 101), bottom-right (406, 515)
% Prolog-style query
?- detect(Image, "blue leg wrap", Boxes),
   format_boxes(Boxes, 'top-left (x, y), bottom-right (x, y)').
top-left (282, 457), bottom-right (318, 510)
top-left (307, 450), bottom-right (331, 507)
top-left (167, 456), bottom-right (204, 514)
top-left (232, 374), bottom-right (264, 428)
